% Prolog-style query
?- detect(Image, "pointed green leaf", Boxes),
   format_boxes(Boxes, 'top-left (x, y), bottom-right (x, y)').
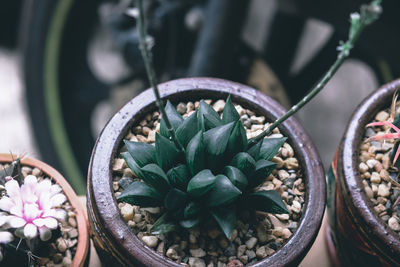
top-left (117, 181), bottom-right (163, 207)
top-left (393, 113), bottom-right (400, 129)
top-left (180, 217), bottom-right (201, 229)
top-left (226, 121), bottom-right (247, 158)
top-left (250, 159), bottom-right (277, 187)
top-left (155, 133), bottom-right (181, 170)
top-left (211, 207), bottom-right (236, 239)
top-left (141, 164), bottom-right (170, 195)
top-left (167, 164), bottom-right (190, 191)
top-left (186, 131), bottom-right (205, 175)
top-left (160, 101), bottom-right (184, 137)
top-left (176, 111), bottom-right (199, 147)
top-left (187, 169), bottom-right (216, 197)
top-left (198, 100), bottom-right (221, 131)
top-left (222, 95), bottom-right (240, 124)
top-left (164, 188), bottom-right (188, 211)
top-left (150, 213), bottom-right (178, 235)
top-left (230, 152), bottom-right (256, 174)
top-left (184, 201), bottom-right (201, 219)
top-left (207, 175), bottom-right (241, 207)
top-left (224, 166), bottom-right (248, 191)
top-left (204, 122), bottom-right (235, 171)
top-left (121, 152), bottom-right (144, 178)
top-left (247, 190), bottom-right (289, 214)
top-left (259, 137), bottom-right (287, 161)
top-left (247, 140), bottom-right (262, 159)
top-left (124, 140), bottom-right (156, 167)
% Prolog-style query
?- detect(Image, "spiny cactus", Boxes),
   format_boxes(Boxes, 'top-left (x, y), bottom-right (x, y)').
top-left (117, 96), bottom-right (288, 238)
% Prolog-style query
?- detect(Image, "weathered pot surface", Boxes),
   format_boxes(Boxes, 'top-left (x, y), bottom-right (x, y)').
top-left (87, 77), bottom-right (326, 266)
top-left (0, 154), bottom-right (90, 267)
top-left (328, 79), bottom-right (400, 266)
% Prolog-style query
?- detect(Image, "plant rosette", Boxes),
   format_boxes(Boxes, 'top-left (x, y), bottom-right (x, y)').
top-left (327, 79), bottom-right (400, 266)
top-left (88, 78), bottom-right (326, 266)
top-left (0, 154), bottom-right (89, 266)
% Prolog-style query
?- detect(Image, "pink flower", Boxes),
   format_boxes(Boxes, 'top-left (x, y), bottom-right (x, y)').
top-left (0, 175), bottom-right (67, 241)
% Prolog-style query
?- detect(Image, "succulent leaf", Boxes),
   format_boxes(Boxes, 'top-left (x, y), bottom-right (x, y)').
top-left (121, 152), bottom-right (144, 178)
top-left (222, 95), bottom-right (240, 124)
top-left (180, 217), bottom-right (201, 229)
top-left (259, 137), bottom-right (287, 161)
top-left (230, 152), bottom-right (256, 174)
top-left (246, 190), bottom-right (289, 214)
top-left (224, 166), bottom-right (248, 191)
top-left (160, 100), bottom-right (184, 137)
top-left (204, 122), bottom-right (235, 170)
top-left (167, 164), bottom-right (190, 191)
top-left (184, 201), bottom-right (201, 219)
top-left (210, 206), bottom-right (236, 239)
top-left (186, 131), bottom-right (205, 175)
top-left (155, 133), bottom-right (181, 170)
top-left (187, 169), bottom-right (216, 197)
top-left (141, 164), bottom-right (170, 195)
top-left (249, 159), bottom-right (277, 187)
top-left (164, 188), bottom-right (188, 211)
top-left (124, 140), bottom-right (156, 167)
top-left (207, 175), bottom-right (242, 207)
top-left (198, 100), bottom-right (222, 131)
top-left (176, 110), bottom-right (199, 147)
top-left (247, 139), bottom-right (262, 159)
top-left (117, 181), bottom-right (163, 207)
top-left (226, 120), bottom-right (247, 158)
top-left (150, 213), bottom-right (177, 235)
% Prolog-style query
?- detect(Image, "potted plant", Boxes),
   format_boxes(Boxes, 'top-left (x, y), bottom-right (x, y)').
top-left (0, 154), bottom-right (90, 266)
top-left (87, 0), bottom-right (380, 266)
top-left (327, 79), bottom-right (400, 266)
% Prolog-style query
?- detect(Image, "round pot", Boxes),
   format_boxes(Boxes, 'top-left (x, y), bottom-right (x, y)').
top-left (327, 79), bottom-right (400, 266)
top-left (0, 154), bottom-right (90, 267)
top-left (87, 77), bottom-right (326, 266)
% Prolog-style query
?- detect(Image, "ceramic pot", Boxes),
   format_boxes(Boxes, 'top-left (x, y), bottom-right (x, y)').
top-left (0, 154), bottom-right (90, 267)
top-left (327, 79), bottom-right (400, 266)
top-left (87, 77), bottom-right (326, 266)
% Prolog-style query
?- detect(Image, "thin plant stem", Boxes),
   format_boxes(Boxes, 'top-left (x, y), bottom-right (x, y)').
top-left (249, 0), bottom-right (382, 147)
top-left (135, 0), bottom-right (184, 152)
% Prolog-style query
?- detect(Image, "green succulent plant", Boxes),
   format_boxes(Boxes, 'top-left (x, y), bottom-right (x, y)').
top-left (117, 96), bottom-right (289, 238)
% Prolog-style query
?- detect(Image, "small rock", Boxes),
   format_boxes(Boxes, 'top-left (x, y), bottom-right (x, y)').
top-left (256, 246), bottom-right (275, 258)
top-left (246, 250), bottom-right (256, 260)
top-left (284, 158), bottom-right (298, 170)
top-left (245, 237), bottom-right (257, 249)
top-left (134, 213), bottom-right (142, 223)
top-left (239, 255), bottom-right (248, 264)
top-left (291, 200), bottom-right (302, 213)
top-left (56, 238), bottom-right (67, 253)
top-left (142, 235), bottom-right (158, 248)
top-left (166, 246), bottom-right (180, 260)
top-left (388, 217), bottom-right (400, 231)
top-left (250, 115), bottom-right (265, 124)
top-left (142, 126), bottom-right (151, 136)
top-left (141, 207), bottom-right (161, 214)
top-left (188, 257), bottom-right (206, 267)
top-left (359, 162), bottom-right (369, 173)
top-left (272, 227), bottom-right (284, 237)
top-left (366, 159), bottom-right (378, 169)
top-left (272, 157), bottom-right (284, 168)
top-left (177, 103), bottom-right (187, 114)
top-left (237, 245), bottom-right (246, 257)
top-left (190, 248), bottom-right (206, 257)
top-left (282, 228), bottom-right (292, 239)
top-left (378, 184), bottom-right (390, 197)
top-left (364, 186), bottom-right (374, 199)
top-left (53, 253), bottom-right (63, 264)
top-left (278, 170), bottom-right (289, 180)
top-left (275, 214), bottom-right (289, 221)
top-left (62, 257), bottom-right (72, 267)
top-left (32, 168), bottom-right (42, 177)
top-left (213, 100), bottom-right (226, 112)
top-left (147, 130), bottom-right (156, 142)
top-left (370, 172), bottom-right (381, 183)
top-left (374, 203), bottom-right (386, 213)
top-left (376, 111), bottom-right (389, 121)
top-left (68, 229), bottom-right (78, 239)
top-left (227, 259), bottom-right (244, 267)
top-left (251, 124), bottom-right (264, 131)
top-left (121, 203), bottom-right (134, 222)
top-left (112, 158), bottom-right (126, 173)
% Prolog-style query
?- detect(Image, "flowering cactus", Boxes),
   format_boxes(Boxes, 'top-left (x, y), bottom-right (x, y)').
top-left (0, 175), bottom-right (67, 241)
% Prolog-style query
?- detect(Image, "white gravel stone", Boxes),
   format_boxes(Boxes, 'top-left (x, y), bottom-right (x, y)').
top-left (142, 236), bottom-right (158, 248)
top-left (359, 162), bottom-right (369, 173)
top-left (213, 100), bottom-right (225, 112)
top-left (370, 172), bottom-right (381, 183)
top-left (388, 217), bottom-right (400, 231)
top-left (291, 200), bottom-right (302, 214)
top-left (190, 248), bottom-right (206, 257)
top-left (120, 203), bottom-right (134, 222)
top-left (375, 111), bottom-right (389, 122)
top-left (377, 184), bottom-right (390, 197)
top-left (245, 237), bottom-right (258, 249)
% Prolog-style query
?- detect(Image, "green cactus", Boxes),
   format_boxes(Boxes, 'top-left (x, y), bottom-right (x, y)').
top-left (117, 96), bottom-right (288, 238)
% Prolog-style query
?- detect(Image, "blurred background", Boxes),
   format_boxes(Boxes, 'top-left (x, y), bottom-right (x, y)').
top-left (0, 0), bottom-right (398, 195)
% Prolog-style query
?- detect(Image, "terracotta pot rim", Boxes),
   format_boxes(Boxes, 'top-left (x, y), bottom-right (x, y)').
top-left (339, 78), bottom-right (400, 257)
top-left (88, 77), bottom-right (326, 266)
top-left (0, 154), bottom-right (90, 267)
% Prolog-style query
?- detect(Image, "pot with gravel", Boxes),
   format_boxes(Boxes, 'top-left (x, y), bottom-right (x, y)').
top-left (87, 77), bottom-right (326, 266)
top-left (0, 154), bottom-right (89, 266)
top-left (327, 79), bottom-right (400, 266)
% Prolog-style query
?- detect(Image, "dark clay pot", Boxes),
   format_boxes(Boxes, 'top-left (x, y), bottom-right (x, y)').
top-left (327, 79), bottom-right (400, 266)
top-left (87, 78), bottom-right (326, 266)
